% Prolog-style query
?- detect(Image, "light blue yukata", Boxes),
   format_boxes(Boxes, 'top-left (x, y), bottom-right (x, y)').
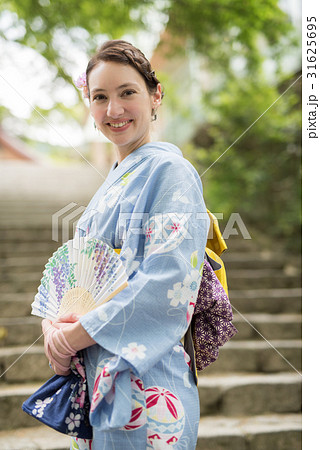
top-left (72, 142), bottom-right (209, 450)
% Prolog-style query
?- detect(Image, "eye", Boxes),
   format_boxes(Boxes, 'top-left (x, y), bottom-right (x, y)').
top-left (92, 94), bottom-right (107, 102)
top-left (122, 89), bottom-right (136, 97)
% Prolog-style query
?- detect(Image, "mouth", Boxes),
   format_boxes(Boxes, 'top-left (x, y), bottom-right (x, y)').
top-left (107, 120), bottom-right (133, 130)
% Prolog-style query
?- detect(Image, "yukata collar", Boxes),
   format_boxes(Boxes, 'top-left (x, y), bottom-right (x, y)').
top-left (104, 145), bottom-right (150, 190)
top-left (104, 142), bottom-right (182, 191)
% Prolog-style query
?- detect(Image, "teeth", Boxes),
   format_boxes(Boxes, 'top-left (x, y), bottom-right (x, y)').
top-left (109, 121), bottom-right (130, 128)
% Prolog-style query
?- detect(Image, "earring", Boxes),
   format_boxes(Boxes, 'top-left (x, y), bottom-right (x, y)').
top-left (93, 121), bottom-right (101, 134)
top-left (151, 108), bottom-right (157, 122)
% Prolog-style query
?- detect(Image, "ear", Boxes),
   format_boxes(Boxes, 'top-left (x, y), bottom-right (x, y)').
top-left (83, 85), bottom-right (89, 100)
top-left (152, 83), bottom-right (162, 108)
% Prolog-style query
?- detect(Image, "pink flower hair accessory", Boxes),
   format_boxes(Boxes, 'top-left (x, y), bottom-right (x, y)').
top-left (75, 72), bottom-right (89, 99)
top-left (75, 72), bottom-right (87, 89)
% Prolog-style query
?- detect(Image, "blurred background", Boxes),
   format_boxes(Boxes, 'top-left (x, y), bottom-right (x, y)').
top-left (0, 0), bottom-right (301, 250)
top-left (0, 1), bottom-right (302, 449)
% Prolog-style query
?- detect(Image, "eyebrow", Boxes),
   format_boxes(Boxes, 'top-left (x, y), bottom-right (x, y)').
top-left (91, 82), bottom-right (140, 95)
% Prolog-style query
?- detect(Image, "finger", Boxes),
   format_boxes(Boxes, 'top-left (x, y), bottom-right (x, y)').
top-left (41, 319), bottom-right (53, 335)
top-left (56, 313), bottom-right (81, 323)
top-left (51, 354), bottom-right (72, 376)
top-left (45, 341), bottom-right (55, 363)
top-left (53, 322), bottom-right (75, 330)
top-left (42, 320), bottom-right (53, 360)
top-left (51, 362), bottom-right (71, 376)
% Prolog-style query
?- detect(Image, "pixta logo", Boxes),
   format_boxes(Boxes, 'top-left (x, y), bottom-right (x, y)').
top-left (52, 202), bottom-right (86, 242)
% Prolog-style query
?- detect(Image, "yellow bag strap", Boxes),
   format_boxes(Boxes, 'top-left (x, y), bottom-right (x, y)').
top-left (206, 209), bottom-right (227, 256)
top-left (205, 248), bottom-right (228, 297)
top-left (205, 209), bottom-right (228, 296)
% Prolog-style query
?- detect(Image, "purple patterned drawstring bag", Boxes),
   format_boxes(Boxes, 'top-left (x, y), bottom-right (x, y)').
top-left (184, 254), bottom-right (238, 380)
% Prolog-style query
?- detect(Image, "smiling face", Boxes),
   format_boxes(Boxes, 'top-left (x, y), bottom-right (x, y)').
top-left (88, 61), bottom-right (162, 162)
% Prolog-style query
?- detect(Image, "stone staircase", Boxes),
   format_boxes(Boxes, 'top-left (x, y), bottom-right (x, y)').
top-left (0, 200), bottom-right (302, 449)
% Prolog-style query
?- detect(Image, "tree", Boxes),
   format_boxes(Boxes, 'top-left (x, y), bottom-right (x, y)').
top-left (0, 0), bottom-right (292, 103)
top-left (187, 69), bottom-right (301, 250)
top-left (164, 0), bottom-right (292, 73)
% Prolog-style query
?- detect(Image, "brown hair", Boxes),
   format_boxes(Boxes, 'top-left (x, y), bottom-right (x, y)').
top-left (86, 40), bottom-right (163, 99)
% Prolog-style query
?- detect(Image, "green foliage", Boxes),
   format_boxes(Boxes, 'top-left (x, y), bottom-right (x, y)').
top-left (164, 0), bottom-right (292, 73)
top-left (186, 71), bottom-right (301, 251)
top-left (0, 0), bottom-right (151, 83)
top-left (1, 0), bottom-right (293, 88)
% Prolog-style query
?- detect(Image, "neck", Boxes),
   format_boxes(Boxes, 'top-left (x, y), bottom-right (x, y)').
top-left (115, 135), bottom-right (151, 164)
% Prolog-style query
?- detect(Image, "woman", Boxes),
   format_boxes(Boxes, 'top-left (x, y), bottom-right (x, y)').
top-left (42, 40), bottom-right (209, 450)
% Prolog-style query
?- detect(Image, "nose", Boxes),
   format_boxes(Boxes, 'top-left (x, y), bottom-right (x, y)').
top-left (106, 98), bottom-right (124, 118)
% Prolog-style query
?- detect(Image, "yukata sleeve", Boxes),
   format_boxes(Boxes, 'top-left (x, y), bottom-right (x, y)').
top-left (80, 157), bottom-right (209, 430)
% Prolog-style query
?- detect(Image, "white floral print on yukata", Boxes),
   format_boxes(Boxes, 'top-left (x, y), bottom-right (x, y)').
top-left (122, 342), bottom-right (147, 361)
top-left (167, 251), bottom-right (202, 308)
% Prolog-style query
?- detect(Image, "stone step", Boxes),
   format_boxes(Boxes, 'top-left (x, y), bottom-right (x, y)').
top-left (0, 225), bottom-right (74, 246)
top-left (0, 242), bottom-right (59, 258)
top-left (232, 313), bottom-right (301, 340)
top-left (0, 384), bottom-right (46, 430)
top-left (0, 199), bottom-right (69, 209)
top-left (0, 288), bottom-right (302, 318)
top-left (1, 250), bottom-right (297, 271)
top-left (223, 251), bottom-right (287, 270)
top-left (0, 225), bottom-right (286, 255)
top-left (0, 339), bottom-right (301, 386)
top-left (222, 236), bottom-right (262, 251)
top-left (0, 252), bottom-right (296, 272)
top-left (198, 372), bottom-right (301, 417)
top-left (0, 234), bottom-right (287, 258)
top-left (0, 293), bottom-right (36, 318)
top-left (227, 269), bottom-right (301, 289)
top-left (202, 340), bottom-right (301, 374)
top-left (0, 313), bottom-right (301, 347)
top-left (0, 228), bottom-right (59, 242)
top-left (230, 288), bottom-right (302, 314)
top-left (0, 346), bottom-right (53, 384)
top-left (0, 414), bottom-right (302, 450)
top-left (0, 317), bottom-right (43, 347)
top-left (0, 163), bottom-right (104, 205)
top-left (0, 425), bottom-right (71, 449)
top-left (0, 372), bottom-right (301, 431)
top-left (197, 413), bottom-right (302, 450)
top-left (0, 256), bottom-right (50, 274)
top-left (0, 267), bottom-right (301, 294)
top-left (0, 272), bottom-right (42, 293)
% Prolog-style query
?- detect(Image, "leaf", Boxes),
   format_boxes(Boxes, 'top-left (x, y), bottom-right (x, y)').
top-left (190, 250), bottom-right (198, 268)
top-left (199, 261), bottom-right (204, 276)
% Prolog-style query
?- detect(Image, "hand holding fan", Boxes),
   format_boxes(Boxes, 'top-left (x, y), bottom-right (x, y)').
top-left (23, 237), bottom-right (128, 439)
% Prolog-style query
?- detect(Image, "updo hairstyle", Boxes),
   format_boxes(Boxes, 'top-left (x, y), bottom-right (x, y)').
top-left (86, 40), bottom-right (164, 99)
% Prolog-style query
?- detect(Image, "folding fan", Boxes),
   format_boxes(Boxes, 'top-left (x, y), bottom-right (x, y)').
top-left (23, 237), bottom-right (128, 439)
top-left (31, 237), bottom-right (128, 321)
